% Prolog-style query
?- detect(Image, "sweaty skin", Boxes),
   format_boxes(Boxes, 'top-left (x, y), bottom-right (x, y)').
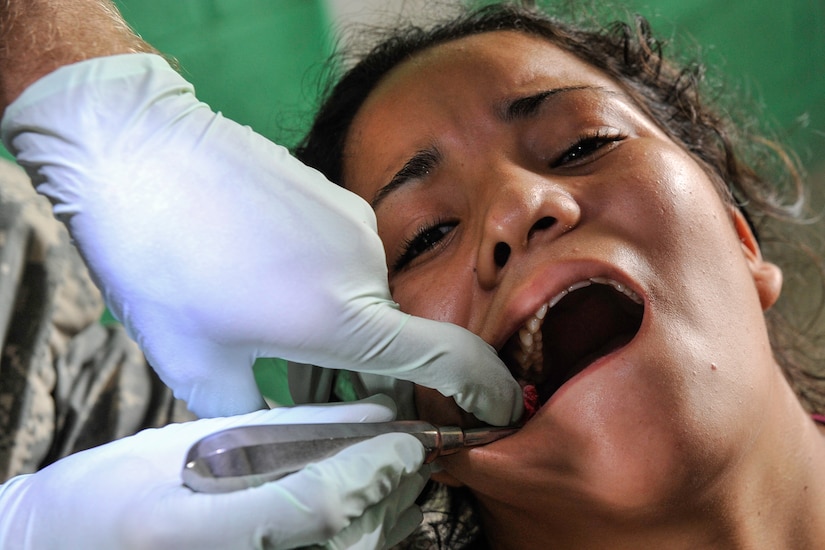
top-left (340, 31), bottom-right (825, 549)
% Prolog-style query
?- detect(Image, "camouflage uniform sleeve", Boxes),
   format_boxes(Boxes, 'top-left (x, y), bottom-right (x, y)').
top-left (0, 158), bottom-right (194, 483)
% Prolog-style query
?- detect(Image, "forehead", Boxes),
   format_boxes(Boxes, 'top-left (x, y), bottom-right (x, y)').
top-left (342, 30), bottom-right (623, 194)
top-left (386, 30), bottom-right (611, 94)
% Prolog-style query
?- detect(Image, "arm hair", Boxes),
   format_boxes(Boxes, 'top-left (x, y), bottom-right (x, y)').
top-left (0, 0), bottom-right (158, 112)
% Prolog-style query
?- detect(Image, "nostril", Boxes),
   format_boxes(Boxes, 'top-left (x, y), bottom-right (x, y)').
top-left (528, 216), bottom-right (556, 239)
top-left (493, 242), bottom-right (511, 267)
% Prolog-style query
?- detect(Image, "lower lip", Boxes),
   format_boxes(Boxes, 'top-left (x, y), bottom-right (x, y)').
top-left (525, 341), bottom-right (632, 423)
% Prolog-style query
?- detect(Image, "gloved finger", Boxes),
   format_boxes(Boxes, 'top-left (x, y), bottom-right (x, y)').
top-left (249, 394), bottom-right (399, 425)
top-left (322, 465), bottom-right (431, 550)
top-left (342, 309), bottom-right (524, 426)
top-left (134, 432), bottom-right (426, 549)
top-left (261, 433), bottom-right (426, 549)
top-left (220, 393), bottom-right (398, 432)
top-left (147, 337), bottom-right (267, 418)
top-left (123, 395), bottom-right (400, 472)
top-left (301, 490), bottom-right (425, 550)
top-left (382, 505), bottom-right (426, 549)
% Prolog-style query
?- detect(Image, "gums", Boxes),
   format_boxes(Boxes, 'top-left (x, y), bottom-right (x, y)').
top-left (521, 384), bottom-right (539, 424)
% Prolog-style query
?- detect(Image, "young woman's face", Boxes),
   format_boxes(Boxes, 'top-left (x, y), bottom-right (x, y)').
top-left (342, 31), bottom-right (782, 517)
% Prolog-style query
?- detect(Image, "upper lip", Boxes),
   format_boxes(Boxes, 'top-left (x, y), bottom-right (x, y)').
top-left (493, 261), bottom-right (644, 348)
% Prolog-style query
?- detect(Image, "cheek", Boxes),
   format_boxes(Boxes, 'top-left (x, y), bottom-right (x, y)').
top-left (599, 144), bottom-right (735, 264)
top-left (389, 263), bottom-right (476, 324)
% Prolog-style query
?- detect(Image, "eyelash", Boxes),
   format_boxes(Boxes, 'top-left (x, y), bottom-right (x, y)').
top-left (391, 129), bottom-right (626, 272)
top-left (394, 218), bottom-right (457, 272)
top-left (551, 128), bottom-right (627, 168)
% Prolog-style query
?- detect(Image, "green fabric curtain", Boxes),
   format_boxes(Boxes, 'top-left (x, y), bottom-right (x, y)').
top-left (3, 1), bottom-right (822, 168)
top-left (617, 0), bottom-right (825, 171)
top-left (114, 0), bottom-right (333, 149)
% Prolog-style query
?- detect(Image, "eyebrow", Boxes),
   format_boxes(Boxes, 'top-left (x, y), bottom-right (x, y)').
top-left (370, 85), bottom-right (607, 209)
top-left (371, 146), bottom-right (442, 209)
top-left (500, 85), bottom-right (600, 122)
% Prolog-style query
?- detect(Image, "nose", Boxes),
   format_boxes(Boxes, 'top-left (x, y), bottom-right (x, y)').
top-left (476, 175), bottom-right (581, 289)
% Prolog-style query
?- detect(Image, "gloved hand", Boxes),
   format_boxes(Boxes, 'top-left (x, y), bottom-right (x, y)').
top-left (0, 396), bottom-right (428, 550)
top-left (1, 53), bottom-right (522, 425)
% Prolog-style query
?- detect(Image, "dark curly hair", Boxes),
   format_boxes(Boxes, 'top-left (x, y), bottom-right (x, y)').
top-left (295, 1), bottom-right (825, 413)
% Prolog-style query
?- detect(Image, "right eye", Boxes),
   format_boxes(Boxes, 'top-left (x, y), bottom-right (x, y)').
top-left (394, 220), bottom-right (457, 272)
top-left (551, 128), bottom-right (626, 168)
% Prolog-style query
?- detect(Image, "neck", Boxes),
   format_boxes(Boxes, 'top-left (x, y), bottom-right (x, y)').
top-left (478, 385), bottom-right (825, 549)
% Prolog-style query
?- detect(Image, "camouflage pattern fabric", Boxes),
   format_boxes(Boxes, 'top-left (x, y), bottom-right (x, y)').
top-left (0, 159), bottom-right (193, 483)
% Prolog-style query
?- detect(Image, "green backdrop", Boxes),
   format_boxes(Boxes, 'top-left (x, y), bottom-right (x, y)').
top-left (117, 0), bottom-right (822, 169)
top-left (114, 0), bottom-right (333, 149)
top-left (5, 1), bottom-right (822, 168)
top-left (619, 0), bottom-right (824, 170)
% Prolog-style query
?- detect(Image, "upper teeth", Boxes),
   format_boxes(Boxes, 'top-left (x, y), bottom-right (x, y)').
top-left (513, 277), bottom-right (642, 377)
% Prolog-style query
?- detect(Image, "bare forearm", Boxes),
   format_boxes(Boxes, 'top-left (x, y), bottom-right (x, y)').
top-left (0, 0), bottom-right (157, 112)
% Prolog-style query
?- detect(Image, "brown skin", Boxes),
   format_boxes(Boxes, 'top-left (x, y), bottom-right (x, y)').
top-left (342, 31), bottom-right (825, 548)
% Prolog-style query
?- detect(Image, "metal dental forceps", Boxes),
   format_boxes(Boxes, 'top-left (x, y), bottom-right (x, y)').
top-left (183, 421), bottom-right (519, 493)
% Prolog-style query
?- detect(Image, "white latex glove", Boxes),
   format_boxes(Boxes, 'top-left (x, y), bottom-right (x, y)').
top-left (0, 396), bottom-right (428, 550)
top-left (0, 53), bottom-right (522, 425)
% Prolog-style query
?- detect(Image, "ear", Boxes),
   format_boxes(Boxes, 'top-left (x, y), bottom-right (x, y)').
top-left (732, 208), bottom-right (782, 311)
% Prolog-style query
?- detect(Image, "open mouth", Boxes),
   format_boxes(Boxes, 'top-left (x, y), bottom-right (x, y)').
top-left (499, 277), bottom-right (644, 411)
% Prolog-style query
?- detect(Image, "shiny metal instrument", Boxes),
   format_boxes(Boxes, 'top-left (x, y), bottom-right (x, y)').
top-left (182, 421), bottom-right (519, 493)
